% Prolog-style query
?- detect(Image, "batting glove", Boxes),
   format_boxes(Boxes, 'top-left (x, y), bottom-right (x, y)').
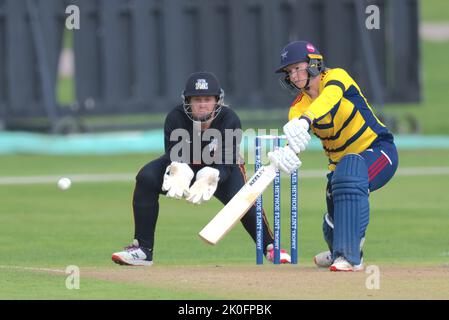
top-left (161, 162), bottom-right (194, 199)
top-left (268, 146), bottom-right (302, 175)
top-left (283, 117), bottom-right (311, 154)
top-left (186, 167), bottom-right (220, 205)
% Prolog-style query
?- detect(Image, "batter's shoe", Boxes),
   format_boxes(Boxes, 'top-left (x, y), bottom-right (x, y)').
top-left (315, 237), bottom-right (366, 268)
top-left (111, 239), bottom-right (153, 266)
top-left (266, 244), bottom-right (291, 264)
top-left (329, 256), bottom-right (364, 272)
top-left (313, 251), bottom-right (333, 268)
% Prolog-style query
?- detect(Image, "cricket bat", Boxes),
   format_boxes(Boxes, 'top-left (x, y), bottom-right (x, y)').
top-left (198, 163), bottom-right (278, 245)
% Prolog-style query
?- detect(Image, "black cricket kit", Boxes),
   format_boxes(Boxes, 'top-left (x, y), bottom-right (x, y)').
top-left (131, 105), bottom-right (274, 256)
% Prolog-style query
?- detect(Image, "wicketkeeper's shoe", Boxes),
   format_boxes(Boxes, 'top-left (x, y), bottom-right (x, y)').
top-left (266, 244), bottom-right (291, 264)
top-left (111, 239), bottom-right (153, 266)
top-left (313, 251), bottom-right (333, 268)
top-left (329, 256), bottom-right (364, 272)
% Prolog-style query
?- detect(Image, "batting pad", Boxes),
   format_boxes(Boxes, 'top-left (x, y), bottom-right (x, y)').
top-left (331, 154), bottom-right (369, 265)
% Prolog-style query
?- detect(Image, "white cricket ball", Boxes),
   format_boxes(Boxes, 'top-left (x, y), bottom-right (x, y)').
top-left (57, 177), bottom-right (72, 190)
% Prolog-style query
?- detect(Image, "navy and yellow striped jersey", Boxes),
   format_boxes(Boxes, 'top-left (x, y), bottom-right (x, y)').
top-left (288, 68), bottom-right (393, 171)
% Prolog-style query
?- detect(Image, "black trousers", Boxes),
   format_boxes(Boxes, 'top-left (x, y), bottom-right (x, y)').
top-left (132, 155), bottom-right (274, 254)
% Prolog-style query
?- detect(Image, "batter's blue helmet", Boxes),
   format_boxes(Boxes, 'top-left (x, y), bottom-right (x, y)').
top-left (275, 41), bottom-right (324, 76)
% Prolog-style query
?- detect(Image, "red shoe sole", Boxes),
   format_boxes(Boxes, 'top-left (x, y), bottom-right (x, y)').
top-left (111, 254), bottom-right (153, 266)
top-left (329, 265), bottom-right (354, 272)
top-left (112, 254), bottom-right (132, 266)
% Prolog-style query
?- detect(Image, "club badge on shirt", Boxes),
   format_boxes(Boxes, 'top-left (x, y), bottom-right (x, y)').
top-left (208, 137), bottom-right (218, 153)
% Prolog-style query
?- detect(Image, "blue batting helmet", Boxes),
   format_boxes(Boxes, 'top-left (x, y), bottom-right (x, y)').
top-left (275, 41), bottom-right (324, 75)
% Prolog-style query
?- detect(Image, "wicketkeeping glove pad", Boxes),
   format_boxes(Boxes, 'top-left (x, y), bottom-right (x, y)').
top-left (161, 162), bottom-right (194, 199)
top-left (186, 167), bottom-right (220, 205)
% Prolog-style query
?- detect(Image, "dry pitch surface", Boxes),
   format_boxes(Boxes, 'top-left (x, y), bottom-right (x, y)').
top-left (72, 265), bottom-right (449, 299)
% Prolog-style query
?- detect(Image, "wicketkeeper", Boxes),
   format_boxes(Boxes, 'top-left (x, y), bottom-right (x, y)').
top-left (270, 41), bottom-right (399, 271)
top-left (112, 71), bottom-right (296, 266)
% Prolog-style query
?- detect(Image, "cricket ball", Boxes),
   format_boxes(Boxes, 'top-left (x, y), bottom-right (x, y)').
top-left (57, 177), bottom-right (72, 190)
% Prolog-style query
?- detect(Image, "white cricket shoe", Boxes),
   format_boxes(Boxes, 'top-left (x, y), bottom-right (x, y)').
top-left (266, 244), bottom-right (291, 264)
top-left (313, 251), bottom-right (333, 268)
top-left (111, 239), bottom-right (153, 266)
top-left (315, 237), bottom-right (366, 268)
top-left (329, 256), bottom-right (364, 272)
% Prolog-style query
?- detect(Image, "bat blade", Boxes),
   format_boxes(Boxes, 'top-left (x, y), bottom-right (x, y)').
top-left (198, 164), bottom-right (277, 245)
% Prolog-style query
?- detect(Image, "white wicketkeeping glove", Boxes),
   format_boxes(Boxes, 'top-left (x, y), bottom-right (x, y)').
top-left (186, 167), bottom-right (220, 205)
top-left (283, 118), bottom-right (311, 154)
top-left (268, 146), bottom-right (302, 175)
top-left (161, 162), bottom-right (194, 199)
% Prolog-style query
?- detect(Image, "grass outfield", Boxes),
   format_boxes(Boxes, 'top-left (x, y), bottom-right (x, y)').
top-left (0, 149), bottom-right (449, 299)
top-left (421, 0), bottom-right (449, 22)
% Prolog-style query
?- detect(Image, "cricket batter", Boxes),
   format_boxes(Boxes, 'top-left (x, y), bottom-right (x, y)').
top-left (112, 71), bottom-right (297, 266)
top-left (273, 41), bottom-right (399, 271)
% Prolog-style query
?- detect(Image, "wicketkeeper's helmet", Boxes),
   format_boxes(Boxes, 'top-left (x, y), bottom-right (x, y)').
top-left (182, 71), bottom-right (225, 122)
